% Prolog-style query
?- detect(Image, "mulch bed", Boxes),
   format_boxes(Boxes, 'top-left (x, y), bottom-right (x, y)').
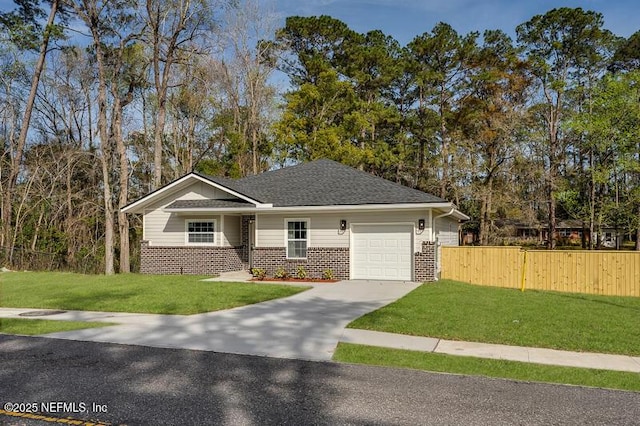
top-left (250, 278), bottom-right (338, 283)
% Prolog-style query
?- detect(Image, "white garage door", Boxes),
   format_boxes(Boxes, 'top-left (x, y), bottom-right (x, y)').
top-left (352, 224), bottom-right (413, 281)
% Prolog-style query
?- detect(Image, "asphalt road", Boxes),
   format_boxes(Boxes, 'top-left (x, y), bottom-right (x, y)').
top-left (1, 335), bottom-right (639, 425)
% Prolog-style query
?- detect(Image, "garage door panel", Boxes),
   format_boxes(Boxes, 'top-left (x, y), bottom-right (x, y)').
top-left (384, 239), bottom-right (398, 248)
top-left (370, 240), bottom-right (383, 248)
top-left (352, 225), bottom-right (413, 281)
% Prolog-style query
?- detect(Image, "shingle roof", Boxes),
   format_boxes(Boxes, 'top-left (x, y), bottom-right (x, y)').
top-left (197, 159), bottom-right (445, 207)
top-left (166, 199), bottom-right (254, 209)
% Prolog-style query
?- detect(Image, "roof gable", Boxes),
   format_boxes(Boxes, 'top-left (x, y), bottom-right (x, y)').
top-left (121, 173), bottom-right (266, 213)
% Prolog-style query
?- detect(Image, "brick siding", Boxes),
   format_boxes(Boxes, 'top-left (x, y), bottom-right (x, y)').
top-left (140, 239), bottom-right (436, 282)
top-left (414, 241), bottom-right (436, 282)
top-left (140, 241), bottom-right (243, 275)
top-left (252, 247), bottom-right (349, 280)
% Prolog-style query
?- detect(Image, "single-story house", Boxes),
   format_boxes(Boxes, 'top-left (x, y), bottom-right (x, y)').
top-left (122, 159), bottom-right (469, 281)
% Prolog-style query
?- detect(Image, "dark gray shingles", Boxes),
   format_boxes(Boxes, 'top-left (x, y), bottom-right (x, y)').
top-left (199, 159), bottom-right (446, 207)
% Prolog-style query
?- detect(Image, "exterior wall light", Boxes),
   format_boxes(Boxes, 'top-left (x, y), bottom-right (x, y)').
top-left (340, 219), bottom-right (347, 231)
top-left (418, 219), bottom-right (426, 230)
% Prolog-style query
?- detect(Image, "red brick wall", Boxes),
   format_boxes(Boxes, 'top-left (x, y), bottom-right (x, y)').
top-left (252, 247), bottom-right (349, 280)
top-left (140, 241), bottom-right (243, 275)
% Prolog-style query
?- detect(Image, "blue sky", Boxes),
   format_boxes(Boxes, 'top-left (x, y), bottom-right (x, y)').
top-left (0, 1), bottom-right (636, 44)
top-left (272, 0), bottom-right (638, 44)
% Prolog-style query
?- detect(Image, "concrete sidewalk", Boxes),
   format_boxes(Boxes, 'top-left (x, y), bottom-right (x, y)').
top-left (340, 329), bottom-right (640, 373)
top-left (3, 305), bottom-right (639, 372)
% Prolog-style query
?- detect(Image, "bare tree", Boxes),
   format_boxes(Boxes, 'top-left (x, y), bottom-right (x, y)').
top-left (215, 0), bottom-right (277, 175)
top-left (0, 0), bottom-right (61, 253)
top-left (144, 0), bottom-right (214, 189)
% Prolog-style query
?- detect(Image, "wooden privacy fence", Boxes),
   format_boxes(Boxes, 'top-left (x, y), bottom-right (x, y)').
top-left (441, 246), bottom-right (640, 297)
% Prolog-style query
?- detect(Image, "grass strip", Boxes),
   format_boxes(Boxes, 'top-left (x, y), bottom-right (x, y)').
top-left (0, 272), bottom-right (308, 315)
top-left (333, 343), bottom-right (640, 392)
top-left (0, 318), bottom-right (112, 335)
top-left (348, 280), bottom-right (640, 356)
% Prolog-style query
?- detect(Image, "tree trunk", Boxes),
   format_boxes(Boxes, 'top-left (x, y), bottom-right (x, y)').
top-left (113, 90), bottom-right (133, 273)
top-left (65, 156), bottom-right (75, 264)
top-left (187, 115), bottom-right (195, 172)
top-left (100, 153), bottom-right (115, 275)
top-left (547, 107), bottom-right (559, 250)
top-left (89, 12), bottom-right (115, 275)
top-left (588, 151), bottom-right (596, 250)
top-left (479, 173), bottom-right (494, 245)
top-left (251, 125), bottom-right (259, 175)
top-left (439, 87), bottom-right (449, 199)
top-left (153, 101), bottom-right (165, 189)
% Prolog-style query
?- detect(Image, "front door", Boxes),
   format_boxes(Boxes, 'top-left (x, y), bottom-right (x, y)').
top-left (248, 219), bottom-right (255, 268)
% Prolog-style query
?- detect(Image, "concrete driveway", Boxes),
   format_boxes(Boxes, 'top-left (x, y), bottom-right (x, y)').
top-left (35, 280), bottom-right (420, 361)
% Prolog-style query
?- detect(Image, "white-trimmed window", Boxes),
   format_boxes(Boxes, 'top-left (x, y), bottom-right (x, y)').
top-left (186, 220), bottom-right (216, 244)
top-left (286, 219), bottom-right (308, 258)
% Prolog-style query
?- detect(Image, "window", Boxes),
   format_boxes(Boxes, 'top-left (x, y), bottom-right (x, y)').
top-left (286, 220), bottom-right (308, 258)
top-left (187, 220), bottom-right (215, 244)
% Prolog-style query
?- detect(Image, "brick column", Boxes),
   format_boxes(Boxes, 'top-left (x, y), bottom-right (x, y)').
top-left (415, 241), bottom-right (436, 282)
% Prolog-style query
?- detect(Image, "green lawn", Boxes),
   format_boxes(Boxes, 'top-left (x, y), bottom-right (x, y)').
top-left (333, 343), bottom-right (640, 392)
top-left (348, 280), bottom-right (640, 356)
top-left (0, 318), bottom-right (112, 335)
top-left (0, 272), bottom-right (307, 315)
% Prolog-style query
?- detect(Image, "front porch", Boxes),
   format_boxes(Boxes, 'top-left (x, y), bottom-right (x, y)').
top-left (139, 213), bottom-right (254, 275)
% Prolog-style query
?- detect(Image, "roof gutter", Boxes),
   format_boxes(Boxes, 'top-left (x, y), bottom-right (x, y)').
top-left (163, 202), bottom-right (459, 214)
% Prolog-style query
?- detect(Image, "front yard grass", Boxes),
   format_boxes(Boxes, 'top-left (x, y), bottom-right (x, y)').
top-left (0, 318), bottom-right (112, 335)
top-left (348, 280), bottom-right (640, 356)
top-left (333, 343), bottom-right (640, 392)
top-left (0, 272), bottom-right (307, 315)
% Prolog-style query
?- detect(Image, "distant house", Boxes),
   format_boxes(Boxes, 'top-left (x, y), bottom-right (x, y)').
top-left (487, 219), bottom-right (623, 248)
top-left (122, 159), bottom-right (469, 281)
top-left (535, 220), bottom-right (590, 245)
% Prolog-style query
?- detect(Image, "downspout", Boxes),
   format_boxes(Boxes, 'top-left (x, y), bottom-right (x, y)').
top-left (432, 207), bottom-right (457, 280)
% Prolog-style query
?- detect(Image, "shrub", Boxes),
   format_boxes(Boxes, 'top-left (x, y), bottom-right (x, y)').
top-left (274, 267), bottom-right (289, 279)
top-left (250, 268), bottom-right (266, 280)
top-left (322, 269), bottom-right (334, 280)
top-left (296, 266), bottom-right (307, 279)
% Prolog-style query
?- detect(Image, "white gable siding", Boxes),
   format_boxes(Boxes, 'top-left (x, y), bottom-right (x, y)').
top-left (434, 215), bottom-right (459, 276)
top-left (257, 211), bottom-right (434, 252)
top-left (434, 216), bottom-right (459, 246)
top-left (143, 182), bottom-right (237, 246)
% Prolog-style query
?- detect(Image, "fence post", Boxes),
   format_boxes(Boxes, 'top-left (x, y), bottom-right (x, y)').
top-left (520, 250), bottom-right (527, 292)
